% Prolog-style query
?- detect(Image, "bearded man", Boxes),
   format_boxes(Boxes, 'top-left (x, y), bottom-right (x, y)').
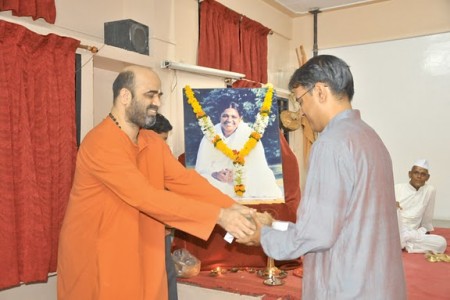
top-left (57, 65), bottom-right (256, 300)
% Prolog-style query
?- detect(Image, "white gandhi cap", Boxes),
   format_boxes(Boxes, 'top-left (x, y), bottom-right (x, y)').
top-left (413, 159), bottom-right (429, 170)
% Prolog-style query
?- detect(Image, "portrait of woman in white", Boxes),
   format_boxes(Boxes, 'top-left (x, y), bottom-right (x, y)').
top-left (183, 87), bottom-right (284, 203)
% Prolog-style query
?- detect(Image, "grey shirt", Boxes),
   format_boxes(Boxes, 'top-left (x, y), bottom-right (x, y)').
top-left (261, 109), bottom-right (406, 300)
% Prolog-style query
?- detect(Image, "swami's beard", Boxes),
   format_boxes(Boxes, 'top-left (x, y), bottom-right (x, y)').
top-left (143, 104), bottom-right (159, 128)
top-left (144, 114), bottom-right (157, 128)
top-left (126, 101), bottom-right (158, 128)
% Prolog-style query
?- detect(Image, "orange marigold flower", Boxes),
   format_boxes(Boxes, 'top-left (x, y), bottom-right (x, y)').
top-left (250, 131), bottom-right (261, 140)
top-left (196, 112), bottom-right (206, 118)
top-left (213, 136), bottom-right (222, 146)
top-left (241, 139), bottom-right (257, 157)
top-left (234, 185), bottom-right (246, 196)
top-left (234, 156), bottom-right (245, 165)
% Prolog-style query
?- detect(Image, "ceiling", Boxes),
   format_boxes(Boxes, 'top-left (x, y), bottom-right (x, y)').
top-left (262, 0), bottom-right (384, 16)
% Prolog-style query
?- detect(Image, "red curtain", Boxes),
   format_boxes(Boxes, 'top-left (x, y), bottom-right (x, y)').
top-left (0, 20), bottom-right (79, 289)
top-left (198, 0), bottom-right (241, 72)
top-left (198, 0), bottom-right (270, 87)
top-left (234, 16), bottom-right (270, 87)
top-left (0, 0), bottom-right (56, 24)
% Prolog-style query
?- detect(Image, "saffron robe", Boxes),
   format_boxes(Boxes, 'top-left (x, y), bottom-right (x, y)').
top-left (57, 118), bottom-right (234, 300)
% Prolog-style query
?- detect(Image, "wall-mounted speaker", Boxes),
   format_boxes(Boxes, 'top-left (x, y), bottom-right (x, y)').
top-left (104, 19), bottom-right (149, 55)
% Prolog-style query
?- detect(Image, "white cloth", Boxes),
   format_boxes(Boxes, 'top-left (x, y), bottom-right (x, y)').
top-left (261, 110), bottom-right (406, 299)
top-left (396, 183), bottom-right (447, 253)
top-left (402, 228), bottom-right (447, 254)
top-left (413, 159), bottom-right (429, 170)
top-left (195, 122), bottom-right (283, 201)
top-left (395, 183), bottom-right (436, 232)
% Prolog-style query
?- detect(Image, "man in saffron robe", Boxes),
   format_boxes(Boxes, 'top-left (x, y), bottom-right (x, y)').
top-left (239, 55), bottom-right (407, 299)
top-left (57, 65), bottom-right (256, 300)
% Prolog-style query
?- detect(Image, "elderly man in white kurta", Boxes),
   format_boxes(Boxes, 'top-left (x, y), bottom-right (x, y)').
top-left (396, 159), bottom-right (447, 253)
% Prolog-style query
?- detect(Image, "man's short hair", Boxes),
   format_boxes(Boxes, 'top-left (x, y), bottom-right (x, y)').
top-left (288, 54), bottom-right (354, 101)
top-left (145, 113), bottom-right (173, 133)
top-left (112, 70), bottom-right (135, 102)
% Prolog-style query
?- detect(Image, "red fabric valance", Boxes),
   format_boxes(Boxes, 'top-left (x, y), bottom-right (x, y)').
top-left (0, 20), bottom-right (79, 289)
top-left (0, 0), bottom-right (56, 24)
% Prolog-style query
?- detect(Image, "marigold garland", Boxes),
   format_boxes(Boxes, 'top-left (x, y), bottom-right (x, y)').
top-left (185, 85), bottom-right (274, 197)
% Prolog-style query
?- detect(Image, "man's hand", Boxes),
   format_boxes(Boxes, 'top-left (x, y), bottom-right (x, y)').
top-left (235, 212), bottom-right (273, 246)
top-left (217, 204), bottom-right (256, 239)
top-left (255, 211), bottom-right (273, 226)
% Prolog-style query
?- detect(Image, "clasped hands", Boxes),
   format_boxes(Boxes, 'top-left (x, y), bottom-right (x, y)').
top-left (217, 204), bottom-right (274, 246)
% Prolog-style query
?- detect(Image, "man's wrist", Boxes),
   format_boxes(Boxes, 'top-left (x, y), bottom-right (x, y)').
top-left (217, 208), bottom-right (224, 225)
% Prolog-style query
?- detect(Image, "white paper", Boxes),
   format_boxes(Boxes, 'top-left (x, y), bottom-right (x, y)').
top-left (272, 221), bottom-right (289, 231)
top-left (224, 232), bottom-right (235, 243)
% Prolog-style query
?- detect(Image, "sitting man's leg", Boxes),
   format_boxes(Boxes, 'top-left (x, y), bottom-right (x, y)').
top-left (405, 232), bottom-right (447, 254)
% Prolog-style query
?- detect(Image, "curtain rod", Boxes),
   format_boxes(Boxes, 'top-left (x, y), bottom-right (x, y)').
top-left (78, 44), bottom-right (99, 54)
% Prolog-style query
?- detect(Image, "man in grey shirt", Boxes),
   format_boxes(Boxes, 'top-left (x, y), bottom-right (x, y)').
top-left (239, 55), bottom-right (406, 299)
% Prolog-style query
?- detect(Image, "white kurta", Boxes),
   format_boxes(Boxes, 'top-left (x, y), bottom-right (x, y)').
top-left (195, 122), bottom-right (283, 201)
top-left (260, 110), bottom-right (406, 300)
top-left (395, 183), bottom-right (446, 253)
top-left (395, 183), bottom-right (435, 231)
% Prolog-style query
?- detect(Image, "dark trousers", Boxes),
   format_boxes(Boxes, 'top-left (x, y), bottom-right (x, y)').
top-left (165, 234), bottom-right (178, 300)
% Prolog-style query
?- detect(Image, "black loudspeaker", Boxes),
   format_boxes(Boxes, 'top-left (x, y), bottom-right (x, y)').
top-left (104, 19), bottom-right (149, 55)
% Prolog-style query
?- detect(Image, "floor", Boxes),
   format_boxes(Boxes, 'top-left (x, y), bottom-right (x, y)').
top-left (433, 219), bottom-right (450, 228)
top-left (1, 220), bottom-right (448, 300)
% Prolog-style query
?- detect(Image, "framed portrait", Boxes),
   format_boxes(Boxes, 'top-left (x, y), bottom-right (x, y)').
top-left (183, 86), bottom-right (285, 204)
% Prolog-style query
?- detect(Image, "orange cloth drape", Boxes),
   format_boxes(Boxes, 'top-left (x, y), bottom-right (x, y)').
top-left (0, 0), bottom-right (56, 23)
top-left (0, 20), bottom-right (79, 289)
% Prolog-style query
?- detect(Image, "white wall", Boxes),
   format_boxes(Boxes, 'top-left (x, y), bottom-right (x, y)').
top-left (292, 0), bottom-right (450, 54)
top-left (0, 276), bottom-right (56, 300)
top-left (322, 31), bottom-right (450, 220)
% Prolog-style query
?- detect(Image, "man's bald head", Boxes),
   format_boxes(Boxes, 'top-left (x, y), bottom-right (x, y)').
top-left (112, 66), bottom-right (160, 103)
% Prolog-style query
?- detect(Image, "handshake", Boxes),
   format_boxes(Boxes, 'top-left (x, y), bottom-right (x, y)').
top-left (250, 211), bottom-right (274, 226)
top-left (217, 204), bottom-right (274, 246)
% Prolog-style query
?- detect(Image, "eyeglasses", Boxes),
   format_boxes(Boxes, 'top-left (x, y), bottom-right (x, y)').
top-left (295, 85), bottom-right (315, 107)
